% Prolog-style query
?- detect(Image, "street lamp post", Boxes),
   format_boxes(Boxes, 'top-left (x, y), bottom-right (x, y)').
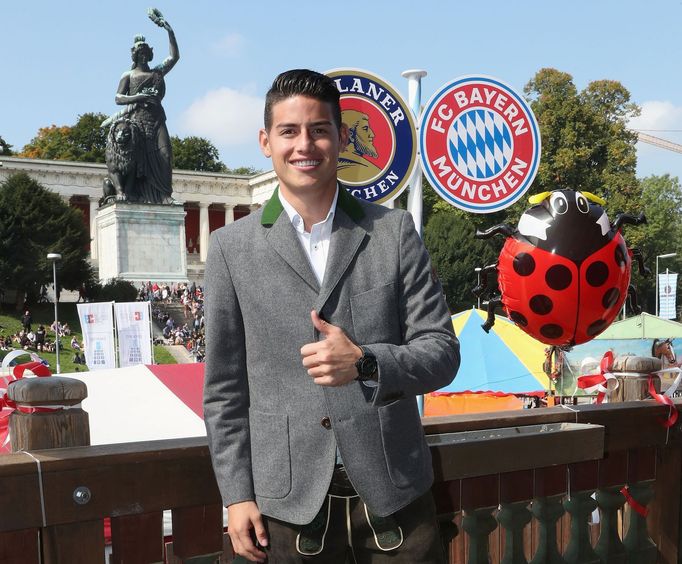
top-left (656, 252), bottom-right (677, 317)
top-left (475, 267), bottom-right (482, 309)
top-left (47, 253), bottom-right (62, 374)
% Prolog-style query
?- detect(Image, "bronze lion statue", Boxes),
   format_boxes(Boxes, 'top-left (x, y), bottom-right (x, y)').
top-left (102, 118), bottom-right (143, 203)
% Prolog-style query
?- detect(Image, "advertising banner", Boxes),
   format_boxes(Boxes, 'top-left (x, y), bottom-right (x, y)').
top-left (115, 302), bottom-right (153, 367)
top-left (326, 68), bottom-right (418, 205)
top-left (659, 272), bottom-right (678, 319)
top-left (419, 75), bottom-right (541, 214)
top-left (77, 302), bottom-right (116, 370)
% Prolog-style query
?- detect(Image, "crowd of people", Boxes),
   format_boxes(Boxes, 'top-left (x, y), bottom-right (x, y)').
top-left (0, 325), bottom-right (56, 353)
top-left (0, 282), bottom-right (206, 367)
top-left (143, 281), bottom-right (205, 362)
top-left (0, 308), bottom-right (82, 363)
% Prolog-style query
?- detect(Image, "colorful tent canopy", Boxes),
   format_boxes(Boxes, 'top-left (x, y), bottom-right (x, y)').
top-left (439, 308), bottom-right (549, 394)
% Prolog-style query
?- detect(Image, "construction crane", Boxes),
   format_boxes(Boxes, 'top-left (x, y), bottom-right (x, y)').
top-left (632, 131), bottom-right (682, 154)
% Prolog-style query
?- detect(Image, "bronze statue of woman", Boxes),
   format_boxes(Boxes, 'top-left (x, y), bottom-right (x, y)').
top-left (102, 8), bottom-right (179, 204)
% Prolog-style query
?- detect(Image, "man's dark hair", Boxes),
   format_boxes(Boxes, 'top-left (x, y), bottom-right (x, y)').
top-left (264, 69), bottom-right (342, 131)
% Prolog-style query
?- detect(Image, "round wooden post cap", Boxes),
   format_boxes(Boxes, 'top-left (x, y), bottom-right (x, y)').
top-left (6, 377), bottom-right (87, 406)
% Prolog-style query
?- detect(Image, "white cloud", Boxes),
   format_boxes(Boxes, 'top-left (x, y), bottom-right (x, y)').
top-left (212, 33), bottom-right (245, 58)
top-left (179, 87), bottom-right (263, 147)
top-left (629, 100), bottom-right (682, 133)
top-left (629, 101), bottom-right (682, 180)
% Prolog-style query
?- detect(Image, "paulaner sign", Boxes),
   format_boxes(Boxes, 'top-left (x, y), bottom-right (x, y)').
top-left (420, 75), bottom-right (541, 213)
top-left (327, 68), bottom-right (418, 205)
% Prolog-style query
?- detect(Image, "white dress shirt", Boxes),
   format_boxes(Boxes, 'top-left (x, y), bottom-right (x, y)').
top-left (279, 187), bottom-right (338, 285)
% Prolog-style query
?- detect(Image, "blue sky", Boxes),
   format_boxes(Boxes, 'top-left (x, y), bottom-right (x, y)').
top-left (4, 0), bottom-right (682, 182)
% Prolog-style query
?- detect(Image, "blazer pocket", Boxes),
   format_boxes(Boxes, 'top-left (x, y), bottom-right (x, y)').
top-left (350, 283), bottom-right (399, 344)
top-left (249, 409), bottom-right (292, 499)
top-left (378, 399), bottom-right (430, 489)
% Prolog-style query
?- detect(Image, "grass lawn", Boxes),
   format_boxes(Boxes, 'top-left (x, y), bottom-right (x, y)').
top-left (0, 303), bottom-right (176, 372)
top-left (153, 345), bottom-right (177, 365)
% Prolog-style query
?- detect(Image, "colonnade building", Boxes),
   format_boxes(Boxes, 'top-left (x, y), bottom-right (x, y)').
top-left (0, 156), bottom-right (278, 282)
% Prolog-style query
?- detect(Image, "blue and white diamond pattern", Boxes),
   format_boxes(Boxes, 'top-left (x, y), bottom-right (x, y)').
top-left (447, 109), bottom-right (513, 179)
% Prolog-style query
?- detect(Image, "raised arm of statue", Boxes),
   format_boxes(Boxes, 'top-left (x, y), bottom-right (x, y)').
top-left (149, 8), bottom-right (179, 76)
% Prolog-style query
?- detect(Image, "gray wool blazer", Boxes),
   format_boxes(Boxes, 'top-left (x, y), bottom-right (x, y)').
top-left (203, 186), bottom-right (460, 525)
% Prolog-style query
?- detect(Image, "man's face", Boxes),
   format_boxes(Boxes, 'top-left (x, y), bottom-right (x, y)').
top-left (259, 95), bottom-right (347, 200)
top-left (352, 116), bottom-right (377, 158)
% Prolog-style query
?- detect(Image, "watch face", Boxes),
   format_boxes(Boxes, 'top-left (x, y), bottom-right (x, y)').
top-left (358, 355), bottom-right (377, 379)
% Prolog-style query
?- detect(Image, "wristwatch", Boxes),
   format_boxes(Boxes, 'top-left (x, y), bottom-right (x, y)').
top-left (355, 347), bottom-right (378, 382)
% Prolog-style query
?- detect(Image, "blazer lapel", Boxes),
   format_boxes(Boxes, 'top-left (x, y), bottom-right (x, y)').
top-left (315, 190), bottom-right (367, 311)
top-left (261, 190), bottom-right (320, 292)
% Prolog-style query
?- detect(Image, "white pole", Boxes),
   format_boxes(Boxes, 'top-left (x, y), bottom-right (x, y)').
top-left (112, 301), bottom-right (119, 368)
top-left (149, 301), bottom-right (155, 364)
top-left (656, 256), bottom-right (660, 317)
top-left (47, 253), bottom-right (62, 374)
top-left (402, 69), bottom-right (427, 238)
top-left (402, 69), bottom-right (427, 416)
top-left (52, 261), bottom-right (60, 374)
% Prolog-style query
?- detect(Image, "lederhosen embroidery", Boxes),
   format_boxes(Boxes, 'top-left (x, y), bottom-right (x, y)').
top-left (363, 503), bottom-right (404, 551)
top-left (296, 496), bottom-right (331, 556)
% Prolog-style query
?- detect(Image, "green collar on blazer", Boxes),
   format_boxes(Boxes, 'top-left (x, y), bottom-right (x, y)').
top-left (260, 184), bottom-right (365, 226)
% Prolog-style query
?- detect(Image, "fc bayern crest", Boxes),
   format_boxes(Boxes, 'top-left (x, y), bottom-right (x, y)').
top-left (326, 68), bottom-right (417, 204)
top-left (420, 75), bottom-right (541, 214)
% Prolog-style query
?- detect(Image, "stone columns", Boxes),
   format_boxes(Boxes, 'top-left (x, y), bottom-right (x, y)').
top-left (224, 204), bottom-right (235, 225)
top-left (89, 197), bottom-right (99, 260)
top-left (199, 202), bottom-right (210, 263)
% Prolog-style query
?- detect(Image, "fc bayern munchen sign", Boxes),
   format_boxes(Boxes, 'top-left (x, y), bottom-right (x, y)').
top-left (419, 75), bottom-right (541, 214)
top-left (326, 68), bottom-right (417, 204)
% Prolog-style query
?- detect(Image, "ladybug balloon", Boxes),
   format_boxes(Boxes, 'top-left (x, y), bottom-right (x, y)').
top-left (474, 189), bottom-right (648, 347)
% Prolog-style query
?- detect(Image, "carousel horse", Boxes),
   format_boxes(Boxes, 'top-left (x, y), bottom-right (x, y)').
top-left (652, 338), bottom-right (678, 368)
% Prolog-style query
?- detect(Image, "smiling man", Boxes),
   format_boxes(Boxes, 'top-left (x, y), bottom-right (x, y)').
top-left (203, 69), bottom-right (459, 563)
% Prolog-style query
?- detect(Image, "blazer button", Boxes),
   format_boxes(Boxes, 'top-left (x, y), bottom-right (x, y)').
top-left (321, 417), bottom-right (332, 429)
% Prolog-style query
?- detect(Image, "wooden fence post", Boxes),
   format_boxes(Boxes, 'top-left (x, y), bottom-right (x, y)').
top-left (9, 377), bottom-right (89, 451)
top-left (8, 376), bottom-right (104, 563)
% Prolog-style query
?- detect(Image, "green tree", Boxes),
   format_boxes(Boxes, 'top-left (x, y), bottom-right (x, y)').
top-left (626, 174), bottom-right (682, 315)
top-left (87, 278), bottom-right (139, 303)
top-left (68, 112), bottom-right (109, 162)
top-left (423, 206), bottom-right (501, 313)
top-left (171, 135), bottom-right (228, 172)
top-left (0, 173), bottom-right (92, 307)
top-left (0, 136), bottom-right (13, 156)
top-left (228, 165), bottom-right (261, 175)
top-left (523, 68), bottom-right (640, 216)
top-left (19, 112), bottom-right (108, 163)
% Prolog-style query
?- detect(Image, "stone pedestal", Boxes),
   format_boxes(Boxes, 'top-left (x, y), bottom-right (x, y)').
top-left (97, 202), bottom-right (187, 282)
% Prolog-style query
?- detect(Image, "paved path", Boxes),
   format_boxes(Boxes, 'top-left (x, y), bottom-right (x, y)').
top-left (165, 345), bottom-right (195, 364)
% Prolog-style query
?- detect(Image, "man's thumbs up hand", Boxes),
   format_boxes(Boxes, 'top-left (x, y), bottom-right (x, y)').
top-left (301, 310), bottom-right (363, 387)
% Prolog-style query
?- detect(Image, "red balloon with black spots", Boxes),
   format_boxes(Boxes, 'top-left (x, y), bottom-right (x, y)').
top-left (495, 190), bottom-right (632, 346)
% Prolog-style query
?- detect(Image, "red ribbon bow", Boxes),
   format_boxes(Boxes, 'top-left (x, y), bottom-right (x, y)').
top-left (647, 375), bottom-right (678, 428)
top-left (0, 361), bottom-right (52, 452)
top-left (577, 351), bottom-right (616, 404)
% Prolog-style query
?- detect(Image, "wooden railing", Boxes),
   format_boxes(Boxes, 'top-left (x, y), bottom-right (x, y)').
top-left (425, 402), bottom-right (680, 563)
top-left (1, 377), bottom-right (681, 563)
